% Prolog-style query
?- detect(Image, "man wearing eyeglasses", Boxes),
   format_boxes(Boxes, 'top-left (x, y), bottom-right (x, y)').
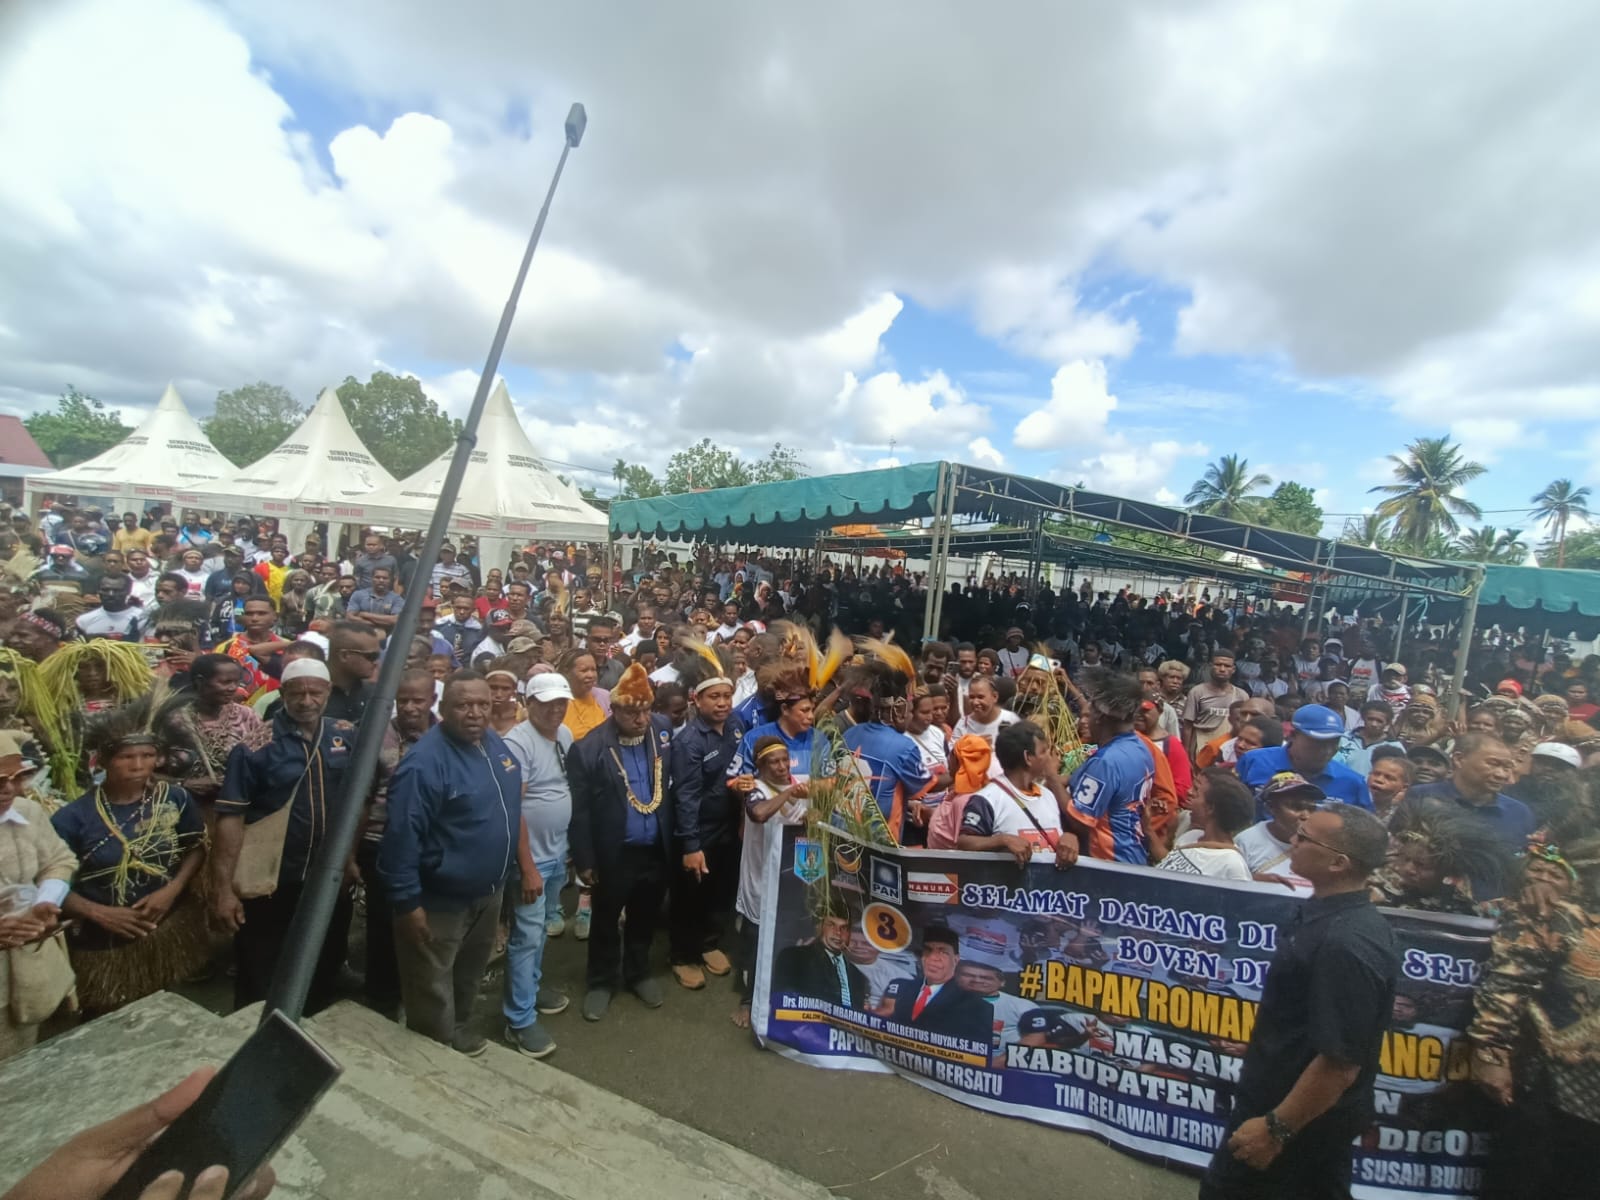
top-left (325, 619), bottom-right (381, 724)
top-left (1202, 802), bottom-right (1396, 1200)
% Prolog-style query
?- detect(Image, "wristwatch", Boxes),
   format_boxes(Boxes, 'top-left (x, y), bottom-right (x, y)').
top-left (1264, 1111), bottom-right (1295, 1145)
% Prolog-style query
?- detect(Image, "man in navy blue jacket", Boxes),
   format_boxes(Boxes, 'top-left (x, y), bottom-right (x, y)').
top-left (568, 663), bottom-right (676, 1021)
top-left (381, 671), bottom-right (521, 1055)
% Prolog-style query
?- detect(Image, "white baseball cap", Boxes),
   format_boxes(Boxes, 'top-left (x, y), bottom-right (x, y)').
top-left (526, 672), bottom-right (574, 702)
top-left (1531, 742), bottom-right (1582, 769)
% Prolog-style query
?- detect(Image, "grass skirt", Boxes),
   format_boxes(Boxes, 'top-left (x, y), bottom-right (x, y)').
top-left (68, 894), bottom-right (219, 1014)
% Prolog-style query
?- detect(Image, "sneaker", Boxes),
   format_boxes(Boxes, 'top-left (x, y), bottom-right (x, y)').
top-left (573, 906), bottom-right (592, 941)
top-left (631, 977), bottom-right (666, 1008)
top-left (701, 949), bottom-right (732, 977)
top-left (546, 910), bottom-right (566, 938)
top-left (581, 988), bottom-right (612, 1022)
top-left (453, 1033), bottom-right (489, 1057)
top-left (671, 962), bottom-right (706, 990)
top-left (504, 1023), bottom-right (556, 1059)
top-left (536, 988), bottom-right (570, 1016)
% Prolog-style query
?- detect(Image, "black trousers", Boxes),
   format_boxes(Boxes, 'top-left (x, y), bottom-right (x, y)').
top-left (1200, 1105), bottom-right (1363, 1200)
top-left (1482, 1092), bottom-right (1599, 1199)
top-left (234, 881), bottom-right (353, 1016)
top-left (586, 844), bottom-right (667, 991)
top-left (356, 840), bottom-right (400, 1013)
top-left (668, 835), bottom-right (739, 965)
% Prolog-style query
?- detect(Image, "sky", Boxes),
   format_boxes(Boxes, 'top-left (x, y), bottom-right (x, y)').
top-left (1, 0), bottom-right (1597, 540)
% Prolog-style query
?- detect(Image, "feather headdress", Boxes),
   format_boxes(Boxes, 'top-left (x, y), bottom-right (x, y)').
top-left (770, 621), bottom-right (850, 692)
top-left (1, 548), bottom-right (39, 594)
top-left (84, 679), bottom-right (195, 760)
top-left (856, 636), bottom-right (915, 699)
top-left (676, 633), bottom-right (733, 696)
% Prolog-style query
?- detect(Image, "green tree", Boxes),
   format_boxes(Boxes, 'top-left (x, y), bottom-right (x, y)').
top-left (1369, 437), bottom-right (1486, 550)
top-left (1183, 454), bottom-right (1272, 520)
top-left (203, 381), bottom-right (303, 467)
top-left (24, 386), bottom-right (131, 468)
top-left (1551, 527), bottom-right (1600, 570)
top-left (751, 443), bottom-right (807, 483)
top-left (1259, 481), bottom-right (1324, 535)
top-left (1529, 478), bottom-right (1592, 568)
top-left (1450, 526), bottom-right (1528, 564)
top-left (664, 438), bottom-right (753, 493)
top-left (336, 371), bottom-right (460, 478)
top-left (611, 458), bottom-right (664, 500)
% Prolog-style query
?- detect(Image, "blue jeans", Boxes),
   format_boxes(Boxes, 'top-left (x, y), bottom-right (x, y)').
top-left (502, 858), bottom-right (565, 1030)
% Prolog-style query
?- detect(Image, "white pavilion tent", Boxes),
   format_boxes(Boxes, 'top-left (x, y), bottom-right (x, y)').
top-left (341, 380), bottom-right (608, 574)
top-left (23, 383), bottom-right (235, 515)
top-left (174, 386), bottom-right (399, 553)
top-left (175, 387), bottom-right (396, 523)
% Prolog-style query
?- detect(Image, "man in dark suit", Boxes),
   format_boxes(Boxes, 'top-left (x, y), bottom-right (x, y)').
top-left (568, 663), bottom-right (676, 1022)
top-left (772, 903), bottom-right (868, 1009)
top-left (879, 925), bottom-right (993, 1044)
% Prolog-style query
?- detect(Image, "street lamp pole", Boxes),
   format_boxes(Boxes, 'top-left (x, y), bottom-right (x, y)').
top-left (263, 103), bottom-right (589, 1024)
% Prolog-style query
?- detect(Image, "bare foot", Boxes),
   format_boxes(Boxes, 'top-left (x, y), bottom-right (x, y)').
top-left (731, 1004), bottom-right (751, 1029)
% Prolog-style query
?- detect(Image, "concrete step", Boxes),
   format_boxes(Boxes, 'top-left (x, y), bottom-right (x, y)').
top-left (0, 993), bottom-right (830, 1200)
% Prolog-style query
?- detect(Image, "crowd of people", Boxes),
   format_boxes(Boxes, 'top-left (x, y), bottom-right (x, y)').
top-left (2, 500), bottom-right (1599, 1197)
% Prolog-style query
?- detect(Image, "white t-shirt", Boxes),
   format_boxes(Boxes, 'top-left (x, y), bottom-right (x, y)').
top-left (959, 778), bottom-right (1061, 850)
top-left (75, 607), bottom-right (142, 641)
top-left (997, 646), bottom-right (1028, 678)
top-left (176, 567), bottom-right (209, 597)
top-left (951, 708), bottom-right (1019, 745)
top-left (735, 778), bottom-right (807, 923)
top-left (1234, 823), bottom-right (1310, 890)
top-left (1347, 657), bottom-right (1380, 698)
top-left (910, 725), bottom-right (951, 803)
top-left (126, 573), bottom-right (157, 607)
top-left (1157, 829), bottom-right (1251, 881)
top-left (854, 949), bottom-right (917, 1007)
top-left (983, 990), bottom-right (1035, 1049)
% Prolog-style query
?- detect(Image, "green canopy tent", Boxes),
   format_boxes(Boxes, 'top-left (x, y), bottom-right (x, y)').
top-left (609, 461), bottom-right (1492, 707)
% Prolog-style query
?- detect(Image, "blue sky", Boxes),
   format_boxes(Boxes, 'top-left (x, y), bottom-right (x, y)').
top-left (2, 0), bottom-right (1595, 545)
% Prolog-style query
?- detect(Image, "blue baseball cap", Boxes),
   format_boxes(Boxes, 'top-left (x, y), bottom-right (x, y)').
top-left (1291, 704), bottom-right (1345, 740)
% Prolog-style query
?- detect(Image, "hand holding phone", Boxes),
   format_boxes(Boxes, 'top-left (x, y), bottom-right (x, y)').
top-left (96, 1011), bottom-right (340, 1200)
top-left (1, 1068), bottom-right (275, 1200)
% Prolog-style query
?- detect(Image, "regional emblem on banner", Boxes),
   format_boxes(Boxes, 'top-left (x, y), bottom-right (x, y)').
top-left (793, 838), bottom-right (825, 885)
top-left (869, 856), bottom-right (903, 905)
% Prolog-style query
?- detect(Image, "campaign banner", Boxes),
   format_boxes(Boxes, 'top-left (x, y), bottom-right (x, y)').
top-left (754, 827), bottom-right (1494, 1199)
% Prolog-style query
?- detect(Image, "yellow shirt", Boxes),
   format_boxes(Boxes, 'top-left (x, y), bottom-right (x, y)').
top-left (113, 527), bottom-right (153, 552)
top-left (563, 691), bottom-right (609, 741)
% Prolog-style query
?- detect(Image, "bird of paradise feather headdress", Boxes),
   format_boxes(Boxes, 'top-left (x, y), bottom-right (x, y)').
top-left (772, 621), bottom-right (851, 693)
top-left (676, 633), bottom-right (734, 697)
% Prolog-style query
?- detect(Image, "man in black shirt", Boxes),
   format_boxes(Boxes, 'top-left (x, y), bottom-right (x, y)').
top-left (1202, 802), bottom-right (1396, 1200)
top-left (325, 619), bottom-right (380, 724)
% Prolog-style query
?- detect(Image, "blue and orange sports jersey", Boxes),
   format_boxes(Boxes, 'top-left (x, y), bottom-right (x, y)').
top-left (842, 721), bottom-right (931, 841)
top-left (1066, 731), bottom-right (1152, 864)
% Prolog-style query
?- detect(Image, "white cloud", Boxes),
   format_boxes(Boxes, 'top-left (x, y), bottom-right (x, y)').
top-left (1447, 417), bottom-right (1535, 466)
top-left (968, 436), bottom-right (1004, 467)
top-left (973, 266), bottom-right (1139, 362)
top-left (838, 369), bottom-right (988, 448)
top-left (4, 0), bottom-right (1599, 503)
top-left (1068, 438), bottom-right (1208, 502)
top-left (1012, 361), bottom-right (1119, 450)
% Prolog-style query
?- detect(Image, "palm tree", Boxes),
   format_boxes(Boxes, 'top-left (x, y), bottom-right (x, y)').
top-left (1341, 513), bottom-right (1392, 548)
top-left (1369, 437), bottom-right (1486, 549)
top-left (1184, 454), bottom-right (1272, 520)
top-left (1451, 526), bottom-right (1528, 564)
top-left (1529, 478), bottom-right (1592, 568)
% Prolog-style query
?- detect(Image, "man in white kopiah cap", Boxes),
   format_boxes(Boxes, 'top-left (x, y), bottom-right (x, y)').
top-left (497, 672), bottom-right (575, 1058)
top-left (209, 652), bottom-right (361, 1014)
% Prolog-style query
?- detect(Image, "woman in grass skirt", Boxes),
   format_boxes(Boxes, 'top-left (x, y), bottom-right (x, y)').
top-left (49, 691), bottom-right (211, 1013)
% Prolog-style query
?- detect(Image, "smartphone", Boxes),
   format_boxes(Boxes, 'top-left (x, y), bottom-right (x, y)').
top-left (103, 1009), bottom-right (342, 1200)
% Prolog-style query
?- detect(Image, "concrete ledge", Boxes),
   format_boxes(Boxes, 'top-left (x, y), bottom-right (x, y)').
top-left (0, 993), bottom-right (830, 1200)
